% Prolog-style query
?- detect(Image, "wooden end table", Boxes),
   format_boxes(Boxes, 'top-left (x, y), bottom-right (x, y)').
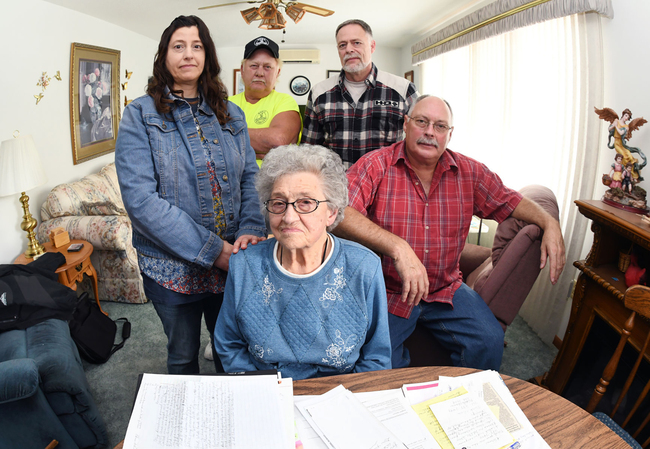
top-left (14, 239), bottom-right (106, 315)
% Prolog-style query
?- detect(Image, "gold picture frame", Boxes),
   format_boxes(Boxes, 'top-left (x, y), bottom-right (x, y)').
top-left (233, 68), bottom-right (245, 96)
top-left (70, 43), bottom-right (121, 165)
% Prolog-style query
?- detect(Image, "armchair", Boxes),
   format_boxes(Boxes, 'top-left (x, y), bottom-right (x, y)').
top-left (36, 163), bottom-right (146, 304)
top-left (0, 319), bottom-right (108, 449)
top-left (404, 185), bottom-right (560, 366)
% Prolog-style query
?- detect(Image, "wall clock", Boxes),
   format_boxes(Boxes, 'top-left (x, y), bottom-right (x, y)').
top-left (290, 75), bottom-right (311, 96)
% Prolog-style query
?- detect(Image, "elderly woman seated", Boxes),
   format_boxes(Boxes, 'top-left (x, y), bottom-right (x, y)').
top-left (215, 144), bottom-right (391, 379)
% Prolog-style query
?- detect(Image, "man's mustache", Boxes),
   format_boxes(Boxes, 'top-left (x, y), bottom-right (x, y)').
top-left (417, 137), bottom-right (439, 147)
top-left (344, 52), bottom-right (362, 63)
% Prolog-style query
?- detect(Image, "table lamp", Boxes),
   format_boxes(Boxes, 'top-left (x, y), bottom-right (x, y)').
top-left (0, 132), bottom-right (48, 258)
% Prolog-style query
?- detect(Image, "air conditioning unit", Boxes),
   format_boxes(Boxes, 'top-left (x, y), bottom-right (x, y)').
top-left (279, 49), bottom-right (320, 64)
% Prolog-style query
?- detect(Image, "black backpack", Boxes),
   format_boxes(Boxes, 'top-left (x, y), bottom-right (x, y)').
top-left (68, 293), bottom-right (131, 364)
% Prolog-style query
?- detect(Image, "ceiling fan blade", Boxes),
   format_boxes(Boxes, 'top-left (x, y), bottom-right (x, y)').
top-left (198, 1), bottom-right (262, 10)
top-left (291, 2), bottom-right (334, 17)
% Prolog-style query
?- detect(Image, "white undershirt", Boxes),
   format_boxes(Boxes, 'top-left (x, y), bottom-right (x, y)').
top-left (273, 234), bottom-right (335, 278)
top-left (344, 78), bottom-right (367, 105)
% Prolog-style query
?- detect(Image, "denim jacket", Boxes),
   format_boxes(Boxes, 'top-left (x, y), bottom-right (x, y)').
top-left (115, 91), bottom-right (266, 269)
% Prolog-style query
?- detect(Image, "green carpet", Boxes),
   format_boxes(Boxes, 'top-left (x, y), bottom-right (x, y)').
top-left (85, 300), bottom-right (557, 447)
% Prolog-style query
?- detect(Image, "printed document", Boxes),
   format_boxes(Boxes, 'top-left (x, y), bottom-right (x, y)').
top-left (296, 385), bottom-right (406, 449)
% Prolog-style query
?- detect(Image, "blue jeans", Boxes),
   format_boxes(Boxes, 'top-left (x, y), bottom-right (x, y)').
top-left (389, 283), bottom-right (504, 370)
top-left (143, 276), bottom-right (224, 374)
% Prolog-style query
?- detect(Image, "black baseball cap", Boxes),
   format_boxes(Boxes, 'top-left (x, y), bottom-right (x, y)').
top-left (243, 36), bottom-right (280, 59)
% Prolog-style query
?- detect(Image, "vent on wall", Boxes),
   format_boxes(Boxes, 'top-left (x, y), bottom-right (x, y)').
top-left (279, 49), bottom-right (320, 64)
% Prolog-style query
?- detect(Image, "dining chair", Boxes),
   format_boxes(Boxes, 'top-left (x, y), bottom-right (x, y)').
top-left (585, 284), bottom-right (650, 448)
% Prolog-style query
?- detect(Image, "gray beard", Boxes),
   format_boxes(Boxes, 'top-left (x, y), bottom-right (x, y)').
top-left (343, 60), bottom-right (370, 74)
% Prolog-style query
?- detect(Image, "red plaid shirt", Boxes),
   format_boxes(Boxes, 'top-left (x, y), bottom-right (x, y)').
top-left (347, 141), bottom-right (522, 318)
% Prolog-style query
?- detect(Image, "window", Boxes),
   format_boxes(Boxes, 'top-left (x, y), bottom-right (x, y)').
top-left (419, 13), bottom-right (604, 343)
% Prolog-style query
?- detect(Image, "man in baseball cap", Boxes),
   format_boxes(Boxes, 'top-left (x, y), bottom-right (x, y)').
top-left (243, 35), bottom-right (280, 59)
top-left (229, 36), bottom-right (301, 165)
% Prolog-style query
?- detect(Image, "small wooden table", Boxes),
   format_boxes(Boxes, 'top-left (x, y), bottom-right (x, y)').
top-left (14, 239), bottom-right (105, 314)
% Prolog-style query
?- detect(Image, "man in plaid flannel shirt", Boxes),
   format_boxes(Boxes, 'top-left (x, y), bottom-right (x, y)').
top-left (302, 19), bottom-right (419, 166)
top-left (334, 95), bottom-right (566, 370)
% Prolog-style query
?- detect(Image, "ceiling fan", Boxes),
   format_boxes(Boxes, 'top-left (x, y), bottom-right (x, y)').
top-left (198, 0), bottom-right (334, 30)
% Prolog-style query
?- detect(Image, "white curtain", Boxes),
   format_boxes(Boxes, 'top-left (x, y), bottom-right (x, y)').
top-left (420, 12), bottom-right (604, 344)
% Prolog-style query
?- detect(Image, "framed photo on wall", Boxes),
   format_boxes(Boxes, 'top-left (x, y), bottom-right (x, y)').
top-left (404, 70), bottom-right (414, 83)
top-left (233, 69), bottom-right (245, 96)
top-left (70, 43), bottom-right (121, 165)
top-left (326, 69), bottom-right (340, 79)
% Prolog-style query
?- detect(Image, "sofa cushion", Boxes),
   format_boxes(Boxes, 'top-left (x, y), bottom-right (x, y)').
top-left (37, 215), bottom-right (132, 251)
top-left (492, 185), bottom-right (559, 267)
top-left (0, 329), bottom-right (27, 361)
top-left (0, 359), bottom-right (39, 404)
top-left (41, 163), bottom-right (125, 219)
top-left (467, 257), bottom-right (492, 291)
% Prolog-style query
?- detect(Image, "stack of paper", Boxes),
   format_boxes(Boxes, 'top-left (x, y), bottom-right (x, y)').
top-left (295, 370), bottom-right (550, 449)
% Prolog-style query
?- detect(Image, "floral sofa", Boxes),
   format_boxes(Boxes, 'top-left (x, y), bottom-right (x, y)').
top-left (36, 163), bottom-right (146, 303)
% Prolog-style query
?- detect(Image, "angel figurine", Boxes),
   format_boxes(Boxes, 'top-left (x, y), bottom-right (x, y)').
top-left (596, 107), bottom-right (649, 213)
top-left (595, 107), bottom-right (647, 181)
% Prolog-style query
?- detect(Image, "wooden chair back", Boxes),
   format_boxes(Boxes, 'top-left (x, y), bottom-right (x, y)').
top-left (585, 284), bottom-right (650, 447)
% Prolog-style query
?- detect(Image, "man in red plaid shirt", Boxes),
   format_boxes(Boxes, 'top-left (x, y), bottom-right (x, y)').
top-left (334, 95), bottom-right (566, 370)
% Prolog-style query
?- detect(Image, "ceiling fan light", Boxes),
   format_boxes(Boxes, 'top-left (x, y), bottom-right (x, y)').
top-left (285, 5), bottom-right (305, 23)
top-left (258, 16), bottom-right (285, 30)
top-left (241, 7), bottom-right (261, 24)
top-left (257, 3), bottom-right (277, 19)
top-left (275, 11), bottom-right (286, 26)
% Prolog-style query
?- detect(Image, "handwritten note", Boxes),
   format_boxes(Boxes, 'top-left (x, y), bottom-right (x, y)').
top-left (411, 387), bottom-right (469, 449)
top-left (123, 373), bottom-right (292, 449)
top-left (429, 393), bottom-right (515, 449)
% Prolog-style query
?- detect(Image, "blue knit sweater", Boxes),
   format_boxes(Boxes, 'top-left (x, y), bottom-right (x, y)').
top-left (215, 234), bottom-right (392, 379)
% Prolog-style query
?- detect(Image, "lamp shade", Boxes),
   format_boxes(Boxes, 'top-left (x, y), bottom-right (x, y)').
top-left (241, 7), bottom-right (262, 24)
top-left (257, 3), bottom-right (277, 19)
top-left (285, 5), bottom-right (306, 23)
top-left (0, 134), bottom-right (47, 197)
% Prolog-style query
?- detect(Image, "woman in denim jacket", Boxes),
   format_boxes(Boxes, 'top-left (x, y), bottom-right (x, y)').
top-left (115, 15), bottom-right (266, 374)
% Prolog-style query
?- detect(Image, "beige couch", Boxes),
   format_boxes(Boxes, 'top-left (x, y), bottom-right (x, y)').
top-left (36, 163), bottom-right (146, 303)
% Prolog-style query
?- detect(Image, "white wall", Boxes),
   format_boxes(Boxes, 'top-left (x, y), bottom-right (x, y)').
top-left (217, 43), bottom-right (402, 105)
top-left (600, 1), bottom-right (650, 196)
top-left (0, 0), bottom-right (157, 263)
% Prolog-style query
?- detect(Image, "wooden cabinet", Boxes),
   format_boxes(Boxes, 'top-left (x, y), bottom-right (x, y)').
top-left (544, 200), bottom-right (650, 394)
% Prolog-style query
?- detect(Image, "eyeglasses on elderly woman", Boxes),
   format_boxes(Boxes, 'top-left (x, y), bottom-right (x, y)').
top-left (264, 198), bottom-right (330, 215)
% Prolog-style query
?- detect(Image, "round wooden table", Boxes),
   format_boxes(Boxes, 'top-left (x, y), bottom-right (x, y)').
top-left (14, 239), bottom-right (105, 314)
top-left (114, 366), bottom-right (629, 449)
